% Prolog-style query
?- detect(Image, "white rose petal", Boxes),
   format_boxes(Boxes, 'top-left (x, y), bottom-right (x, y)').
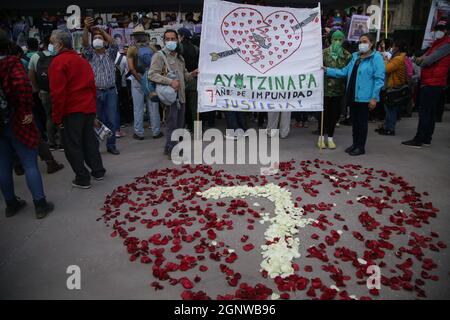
top-left (357, 258), bottom-right (367, 265)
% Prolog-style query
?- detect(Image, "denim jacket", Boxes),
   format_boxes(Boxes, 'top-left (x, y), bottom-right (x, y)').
top-left (326, 51), bottom-right (385, 103)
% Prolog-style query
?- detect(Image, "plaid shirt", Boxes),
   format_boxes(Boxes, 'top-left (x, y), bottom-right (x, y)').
top-left (83, 44), bottom-right (119, 89)
top-left (0, 55), bottom-right (39, 149)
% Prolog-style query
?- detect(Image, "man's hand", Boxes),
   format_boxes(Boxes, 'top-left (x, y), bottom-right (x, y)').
top-left (22, 114), bottom-right (33, 125)
top-left (369, 98), bottom-right (377, 110)
top-left (84, 17), bottom-right (94, 29)
top-left (190, 69), bottom-right (199, 77)
top-left (415, 56), bottom-right (425, 65)
top-left (171, 80), bottom-right (180, 90)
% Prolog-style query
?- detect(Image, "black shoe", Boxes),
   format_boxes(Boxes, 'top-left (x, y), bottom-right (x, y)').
top-left (402, 139), bottom-right (423, 149)
top-left (72, 180), bottom-right (91, 189)
top-left (378, 128), bottom-right (395, 136)
top-left (5, 197), bottom-right (27, 218)
top-left (349, 148), bottom-right (365, 156)
top-left (34, 198), bottom-right (54, 219)
top-left (107, 148), bottom-right (120, 155)
top-left (345, 145), bottom-right (356, 153)
top-left (340, 118), bottom-right (352, 126)
top-left (49, 144), bottom-right (57, 151)
top-left (92, 173), bottom-right (105, 181)
top-left (47, 160), bottom-right (64, 174)
top-left (133, 133), bottom-right (144, 140)
top-left (152, 132), bottom-right (164, 139)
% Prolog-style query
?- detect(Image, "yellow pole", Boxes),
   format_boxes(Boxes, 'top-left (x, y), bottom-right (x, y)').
top-left (385, 0), bottom-right (388, 39)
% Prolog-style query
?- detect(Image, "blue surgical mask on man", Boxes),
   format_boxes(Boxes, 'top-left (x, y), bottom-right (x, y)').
top-left (48, 43), bottom-right (56, 56)
top-left (165, 41), bottom-right (177, 51)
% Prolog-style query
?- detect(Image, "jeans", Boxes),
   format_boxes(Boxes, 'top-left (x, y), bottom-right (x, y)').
top-left (131, 78), bottom-right (161, 137)
top-left (414, 86), bottom-right (444, 144)
top-left (384, 104), bottom-right (402, 131)
top-left (165, 102), bottom-right (185, 153)
top-left (350, 102), bottom-right (369, 150)
top-left (96, 87), bottom-right (118, 150)
top-left (62, 113), bottom-right (106, 185)
top-left (0, 124), bottom-right (45, 202)
top-left (226, 111), bottom-right (248, 131)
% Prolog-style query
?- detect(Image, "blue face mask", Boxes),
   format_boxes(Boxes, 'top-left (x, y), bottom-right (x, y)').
top-left (48, 44), bottom-right (57, 56)
top-left (165, 41), bottom-right (177, 51)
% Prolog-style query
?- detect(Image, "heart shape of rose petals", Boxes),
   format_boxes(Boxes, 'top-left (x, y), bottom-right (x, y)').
top-left (221, 8), bottom-right (302, 74)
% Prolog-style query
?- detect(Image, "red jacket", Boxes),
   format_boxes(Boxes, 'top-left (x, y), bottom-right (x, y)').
top-left (0, 55), bottom-right (40, 149)
top-left (421, 37), bottom-right (450, 87)
top-left (48, 49), bottom-right (97, 125)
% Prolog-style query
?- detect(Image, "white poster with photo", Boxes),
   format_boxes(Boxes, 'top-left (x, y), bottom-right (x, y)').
top-left (347, 15), bottom-right (370, 42)
top-left (422, 0), bottom-right (450, 49)
top-left (198, 0), bottom-right (324, 113)
top-left (111, 28), bottom-right (125, 49)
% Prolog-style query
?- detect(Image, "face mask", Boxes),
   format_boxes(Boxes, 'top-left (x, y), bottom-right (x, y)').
top-left (165, 41), bottom-right (177, 51)
top-left (435, 31), bottom-right (446, 39)
top-left (48, 43), bottom-right (57, 56)
top-left (359, 43), bottom-right (370, 53)
top-left (93, 39), bottom-right (104, 49)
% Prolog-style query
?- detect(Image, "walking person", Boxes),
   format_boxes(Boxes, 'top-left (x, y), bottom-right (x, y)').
top-left (127, 25), bottom-right (163, 140)
top-left (319, 30), bottom-right (352, 149)
top-left (377, 39), bottom-right (408, 136)
top-left (149, 29), bottom-right (198, 159)
top-left (325, 33), bottom-right (385, 156)
top-left (402, 20), bottom-right (450, 148)
top-left (82, 17), bottom-right (120, 155)
top-left (0, 30), bottom-right (54, 219)
top-left (48, 29), bottom-right (106, 189)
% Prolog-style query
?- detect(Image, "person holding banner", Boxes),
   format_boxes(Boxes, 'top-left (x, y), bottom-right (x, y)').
top-left (325, 33), bottom-right (385, 156)
top-left (319, 30), bottom-right (351, 150)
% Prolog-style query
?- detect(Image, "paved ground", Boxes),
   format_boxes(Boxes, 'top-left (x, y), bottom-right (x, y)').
top-left (0, 112), bottom-right (449, 300)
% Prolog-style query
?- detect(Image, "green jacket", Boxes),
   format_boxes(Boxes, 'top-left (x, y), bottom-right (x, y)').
top-left (323, 47), bottom-right (352, 97)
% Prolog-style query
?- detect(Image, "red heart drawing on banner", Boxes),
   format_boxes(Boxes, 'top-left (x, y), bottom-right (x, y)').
top-left (221, 8), bottom-right (303, 74)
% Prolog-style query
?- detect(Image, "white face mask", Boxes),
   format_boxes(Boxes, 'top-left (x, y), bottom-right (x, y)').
top-left (359, 43), bottom-right (370, 53)
top-left (435, 31), bottom-right (446, 40)
top-left (93, 38), bottom-right (104, 49)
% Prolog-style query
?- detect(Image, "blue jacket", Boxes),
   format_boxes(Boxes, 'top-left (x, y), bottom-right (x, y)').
top-left (326, 51), bottom-right (385, 103)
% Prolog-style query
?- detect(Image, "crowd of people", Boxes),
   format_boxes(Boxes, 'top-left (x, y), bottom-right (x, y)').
top-left (0, 7), bottom-right (449, 219)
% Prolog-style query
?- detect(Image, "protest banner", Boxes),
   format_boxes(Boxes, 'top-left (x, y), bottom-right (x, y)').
top-left (347, 14), bottom-right (370, 42)
top-left (198, 0), bottom-right (323, 113)
top-left (422, 0), bottom-right (450, 49)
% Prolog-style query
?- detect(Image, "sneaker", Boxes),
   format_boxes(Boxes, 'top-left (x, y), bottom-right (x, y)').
top-left (317, 138), bottom-right (327, 149)
top-left (34, 198), bottom-right (54, 219)
top-left (107, 148), bottom-right (120, 155)
top-left (152, 132), bottom-right (164, 139)
top-left (5, 197), bottom-right (27, 218)
top-left (401, 139), bottom-right (423, 149)
top-left (72, 180), bottom-right (91, 189)
top-left (133, 134), bottom-right (144, 140)
top-left (49, 144), bottom-right (57, 151)
top-left (327, 140), bottom-right (337, 149)
top-left (378, 128), bottom-right (395, 136)
top-left (92, 173), bottom-right (105, 181)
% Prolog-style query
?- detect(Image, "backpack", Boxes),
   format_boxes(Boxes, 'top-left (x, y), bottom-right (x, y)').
top-left (35, 52), bottom-right (52, 92)
top-left (135, 46), bottom-right (153, 75)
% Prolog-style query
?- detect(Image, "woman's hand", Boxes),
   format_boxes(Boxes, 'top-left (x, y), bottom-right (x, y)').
top-left (368, 98), bottom-right (377, 110)
top-left (322, 66), bottom-right (328, 72)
